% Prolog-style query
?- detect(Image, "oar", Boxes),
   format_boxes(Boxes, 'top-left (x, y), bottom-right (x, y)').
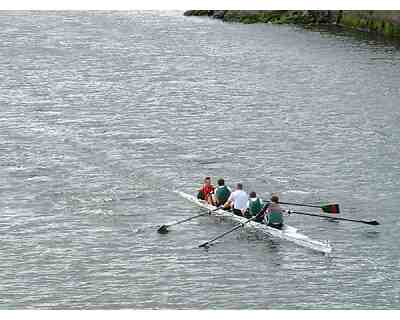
top-left (198, 215), bottom-right (258, 248)
top-left (279, 201), bottom-right (340, 214)
top-left (289, 210), bottom-right (380, 225)
top-left (157, 207), bottom-right (222, 234)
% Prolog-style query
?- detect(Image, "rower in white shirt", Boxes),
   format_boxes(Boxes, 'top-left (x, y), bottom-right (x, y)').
top-left (223, 183), bottom-right (249, 216)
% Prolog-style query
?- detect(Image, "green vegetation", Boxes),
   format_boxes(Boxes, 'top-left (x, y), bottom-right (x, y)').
top-left (223, 11), bottom-right (321, 25)
top-left (183, 10), bottom-right (211, 17)
top-left (184, 10), bottom-right (400, 39)
top-left (338, 12), bottom-right (400, 38)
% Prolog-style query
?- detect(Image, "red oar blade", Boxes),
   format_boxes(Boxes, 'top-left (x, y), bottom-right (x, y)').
top-left (321, 204), bottom-right (340, 214)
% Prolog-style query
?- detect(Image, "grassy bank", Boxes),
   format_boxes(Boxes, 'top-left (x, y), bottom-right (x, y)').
top-left (184, 10), bottom-right (400, 39)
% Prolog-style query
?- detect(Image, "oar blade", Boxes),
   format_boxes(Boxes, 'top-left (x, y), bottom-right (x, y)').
top-left (198, 242), bottom-right (209, 248)
top-left (321, 204), bottom-right (340, 214)
top-left (366, 220), bottom-right (380, 225)
top-left (157, 225), bottom-right (169, 234)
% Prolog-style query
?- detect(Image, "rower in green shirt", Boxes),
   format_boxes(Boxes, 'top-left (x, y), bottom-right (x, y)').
top-left (247, 191), bottom-right (265, 221)
top-left (213, 178), bottom-right (231, 206)
top-left (264, 194), bottom-right (284, 229)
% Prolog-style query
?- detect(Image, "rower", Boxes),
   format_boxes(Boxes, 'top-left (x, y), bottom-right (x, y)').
top-left (224, 183), bottom-right (248, 216)
top-left (264, 194), bottom-right (284, 229)
top-left (197, 176), bottom-right (215, 205)
top-left (213, 178), bottom-right (231, 207)
top-left (246, 191), bottom-right (265, 221)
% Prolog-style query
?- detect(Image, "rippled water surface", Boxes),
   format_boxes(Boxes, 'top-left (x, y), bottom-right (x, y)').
top-left (1, 11), bottom-right (400, 309)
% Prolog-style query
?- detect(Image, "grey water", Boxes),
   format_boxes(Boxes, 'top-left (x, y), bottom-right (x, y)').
top-left (0, 11), bottom-right (400, 309)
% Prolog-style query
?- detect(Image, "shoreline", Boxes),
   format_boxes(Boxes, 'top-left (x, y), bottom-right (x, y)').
top-left (184, 10), bottom-right (400, 40)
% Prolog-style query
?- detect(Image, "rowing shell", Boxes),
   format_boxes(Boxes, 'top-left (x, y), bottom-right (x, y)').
top-left (176, 191), bottom-right (332, 254)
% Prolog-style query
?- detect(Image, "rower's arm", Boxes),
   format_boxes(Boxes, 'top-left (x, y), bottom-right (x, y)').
top-left (223, 199), bottom-right (232, 209)
top-left (255, 202), bottom-right (270, 220)
top-left (283, 210), bottom-right (292, 216)
top-left (224, 192), bottom-right (235, 208)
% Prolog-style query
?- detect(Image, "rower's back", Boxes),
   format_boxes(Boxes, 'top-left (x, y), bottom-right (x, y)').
top-left (265, 195), bottom-right (284, 229)
top-left (248, 191), bottom-right (264, 217)
top-left (215, 178), bottom-right (231, 205)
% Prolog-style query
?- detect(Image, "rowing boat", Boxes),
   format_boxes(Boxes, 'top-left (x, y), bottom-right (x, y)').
top-left (176, 191), bottom-right (332, 254)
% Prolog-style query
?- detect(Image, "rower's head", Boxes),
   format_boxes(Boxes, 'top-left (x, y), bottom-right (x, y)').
top-left (217, 178), bottom-right (225, 186)
top-left (204, 177), bottom-right (211, 185)
top-left (250, 191), bottom-right (257, 198)
top-left (270, 194), bottom-right (279, 203)
top-left (236, 183), bottom-right (243, 190)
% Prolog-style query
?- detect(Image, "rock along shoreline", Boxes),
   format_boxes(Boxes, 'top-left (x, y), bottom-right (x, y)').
top-left (184, 10), bottom-right (400, 40)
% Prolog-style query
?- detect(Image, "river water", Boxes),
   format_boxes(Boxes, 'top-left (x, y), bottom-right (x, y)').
top-left (1, 11), bottom-right (400, 309)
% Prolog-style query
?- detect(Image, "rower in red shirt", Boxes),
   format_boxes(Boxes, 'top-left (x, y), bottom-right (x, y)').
top-left (197, 176), bottom-right (215, 205)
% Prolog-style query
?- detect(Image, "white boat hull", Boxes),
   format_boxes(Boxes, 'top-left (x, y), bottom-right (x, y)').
top-left (176, 191), bottom-right (332, 254)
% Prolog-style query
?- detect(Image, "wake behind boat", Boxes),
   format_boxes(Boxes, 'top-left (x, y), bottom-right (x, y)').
top-left (176, 190), bottom-right (332, 254)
